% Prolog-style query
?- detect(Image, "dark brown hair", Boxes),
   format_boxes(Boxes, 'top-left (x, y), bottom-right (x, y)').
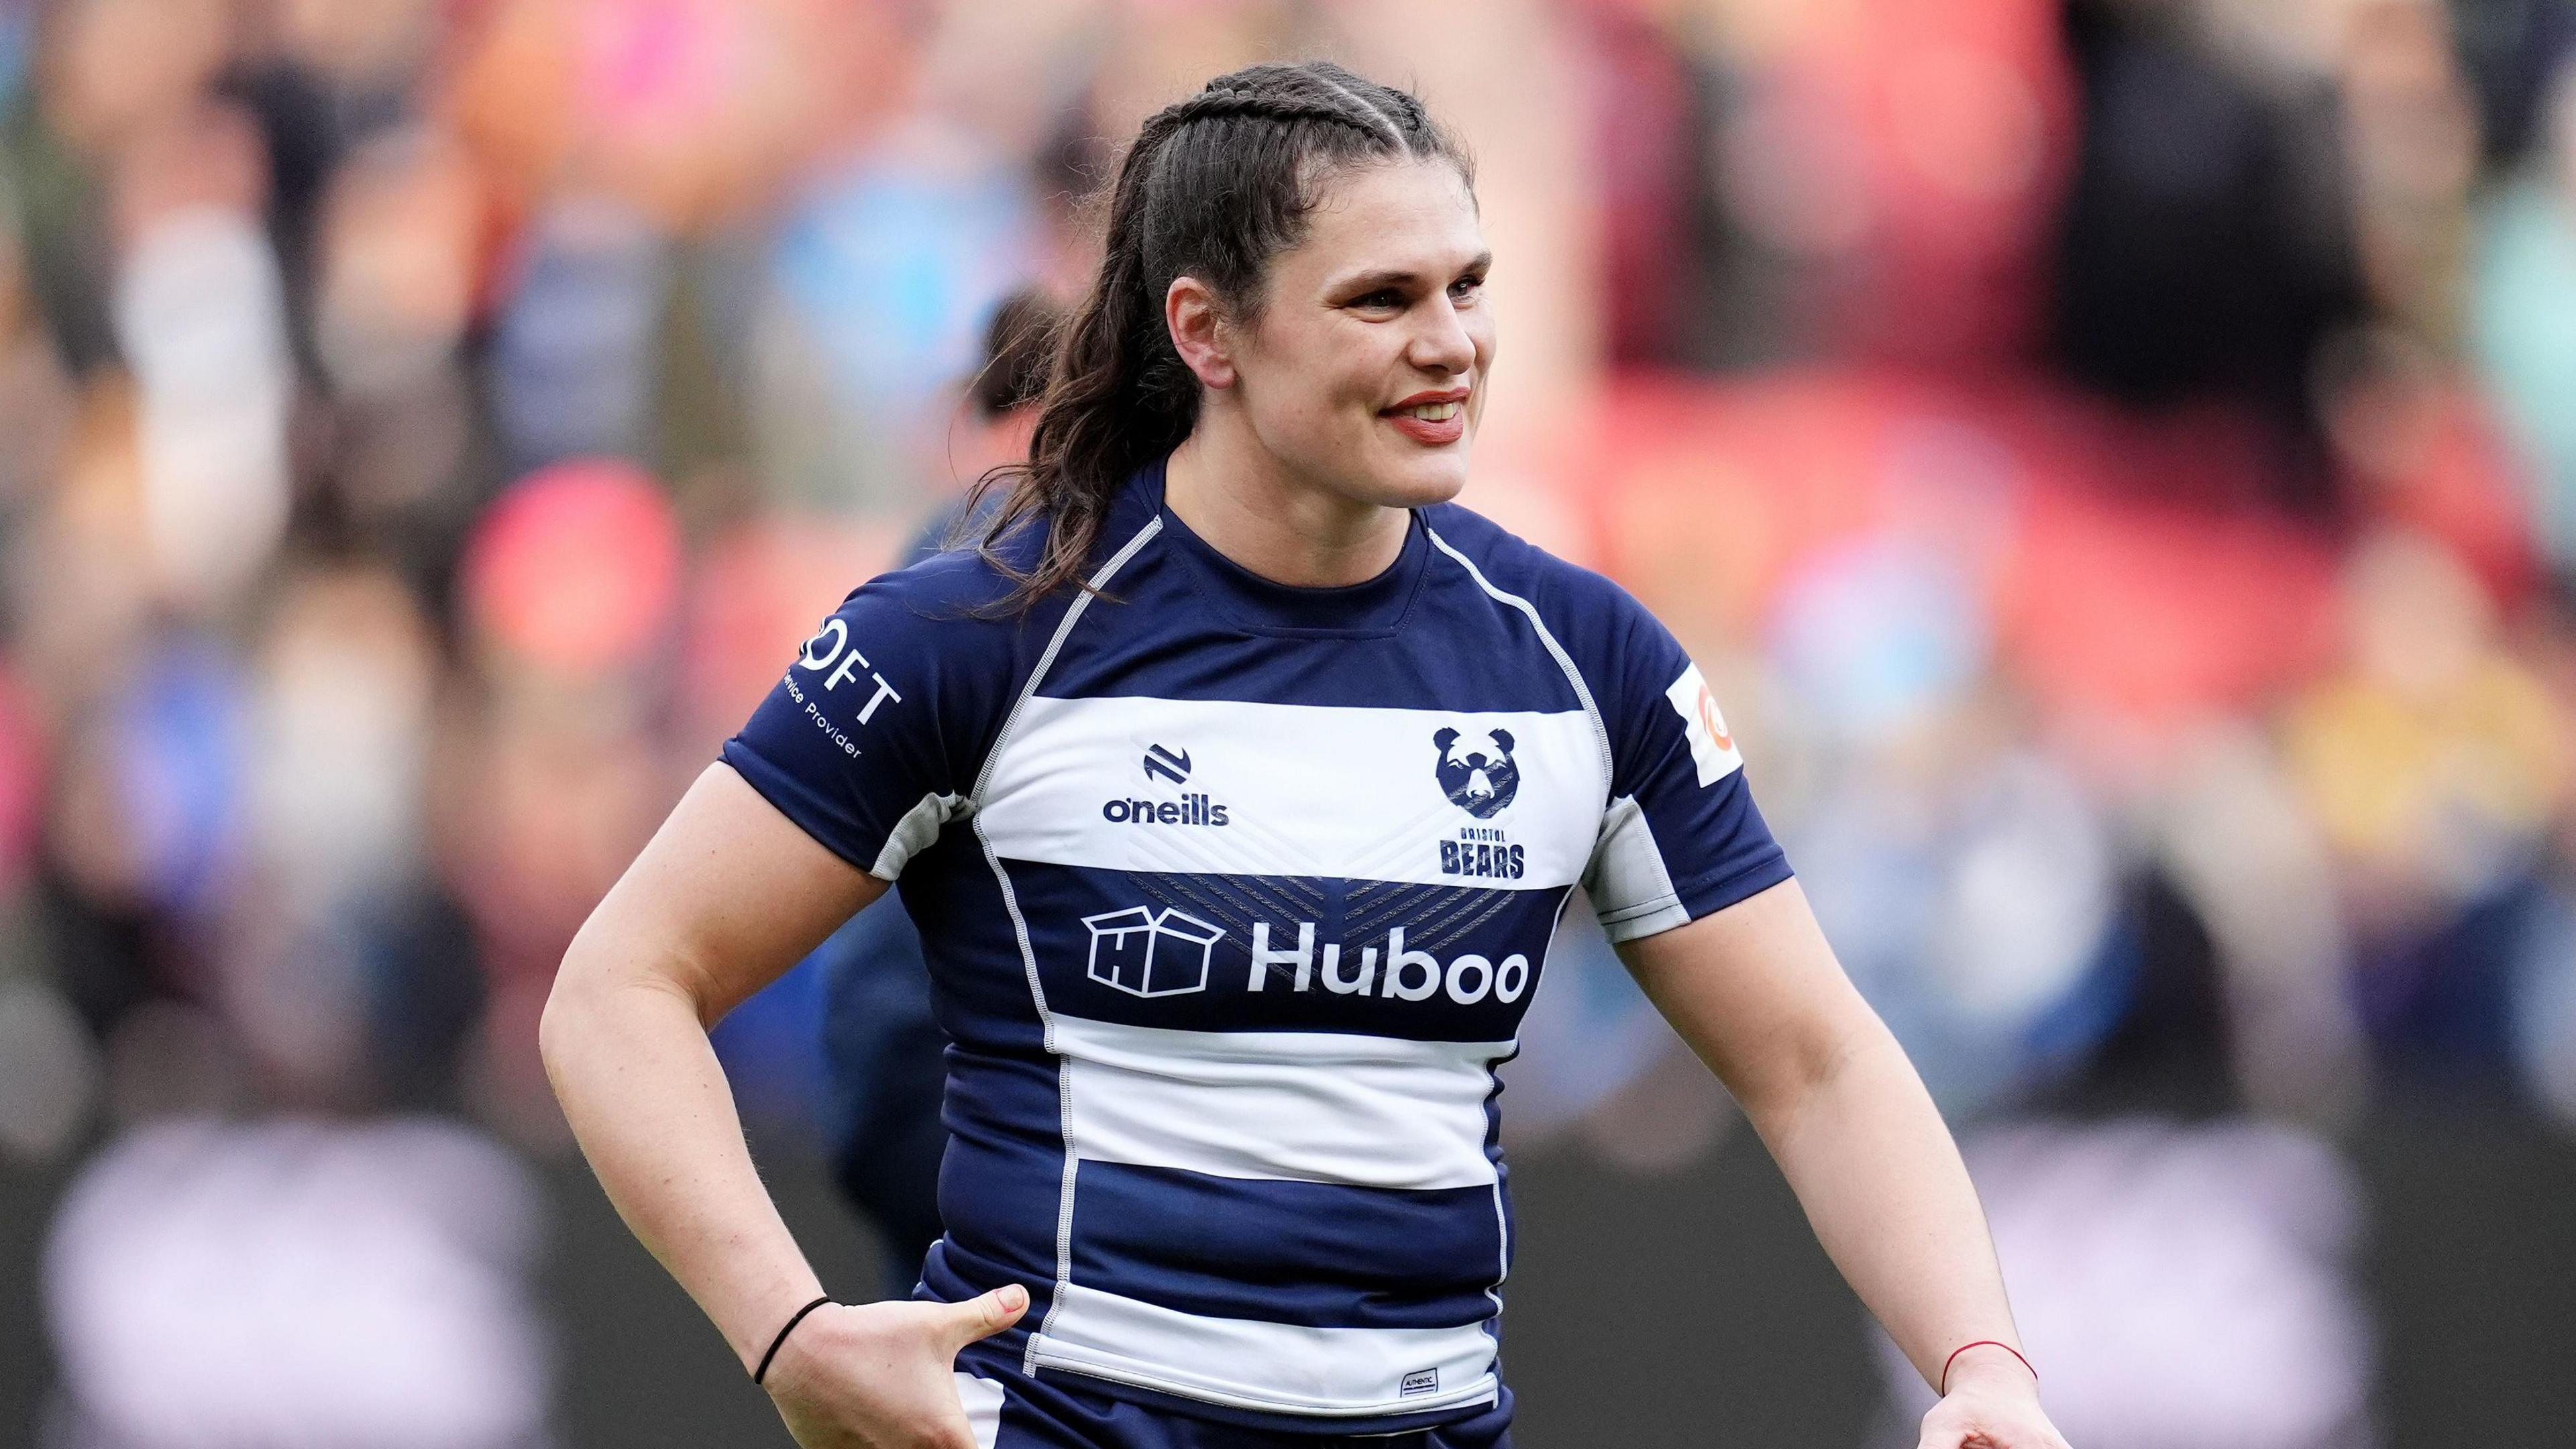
top-left (965, 61), bottom-right (1470, 609)
top-left (969, 288), bottom-right (1061, 419)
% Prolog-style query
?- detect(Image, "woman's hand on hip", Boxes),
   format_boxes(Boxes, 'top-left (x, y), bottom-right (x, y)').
top-left (1917, 1348), bottom-right (2072, 1449)
top-left (763, 1285), bottom-right (1028, 1448)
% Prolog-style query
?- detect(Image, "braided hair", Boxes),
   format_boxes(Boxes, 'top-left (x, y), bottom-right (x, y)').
top-left (967, 61), bottom-right (1470, 610)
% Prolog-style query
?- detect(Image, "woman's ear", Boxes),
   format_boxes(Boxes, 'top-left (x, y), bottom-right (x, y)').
top-left (1166, 276), bottom-right (1238, 390)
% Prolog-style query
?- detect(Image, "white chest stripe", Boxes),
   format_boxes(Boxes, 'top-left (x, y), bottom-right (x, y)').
top-left (1053, 1014), bottom-right (1509, 1190)
top-left (979, 696), bottom-right (1601, 888)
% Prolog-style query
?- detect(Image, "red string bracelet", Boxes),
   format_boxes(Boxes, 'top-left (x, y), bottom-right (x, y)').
top-left (1939, 1340), bottom-right (2037, 1396)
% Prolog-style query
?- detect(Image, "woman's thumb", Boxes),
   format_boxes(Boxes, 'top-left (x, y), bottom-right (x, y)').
top-left (941, 1285), bottom-right (1030, 1348)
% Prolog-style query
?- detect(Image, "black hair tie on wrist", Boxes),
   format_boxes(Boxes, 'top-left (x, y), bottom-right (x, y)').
top-left (754, 1295), bottom-right (837, 1386)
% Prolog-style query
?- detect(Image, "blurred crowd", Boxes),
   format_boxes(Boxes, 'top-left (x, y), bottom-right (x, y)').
top-left (0, 0), bottom-right (2572, 1444)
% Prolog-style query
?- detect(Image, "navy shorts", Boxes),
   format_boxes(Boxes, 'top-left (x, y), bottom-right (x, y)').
top-left (951, 1364), bottom-right (1515, 1448)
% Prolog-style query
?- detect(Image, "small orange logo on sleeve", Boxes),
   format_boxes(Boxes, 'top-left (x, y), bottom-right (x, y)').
top-left (1697, 685), bottom-right (1733, 752)
top-left (1664, 661), bottom-right (1743, 786)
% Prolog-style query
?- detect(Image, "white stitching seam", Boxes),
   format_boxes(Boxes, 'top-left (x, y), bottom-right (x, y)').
top-left (967, 516), bottom-right (1163, 1373)
top-left (1421, 527), bottom-right (1615, 808)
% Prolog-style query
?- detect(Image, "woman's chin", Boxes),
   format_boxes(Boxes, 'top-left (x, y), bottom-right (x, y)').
top-left (1354, 447), bottom-right (1473, 509)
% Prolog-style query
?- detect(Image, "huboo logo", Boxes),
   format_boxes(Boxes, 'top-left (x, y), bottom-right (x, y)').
top-left (1246, 921), bottom-right (1528, 1007)
top-left (1083, 906), bottom-right (1224, 998)
top-left (1077, 907), bottom-right (1534, 1009)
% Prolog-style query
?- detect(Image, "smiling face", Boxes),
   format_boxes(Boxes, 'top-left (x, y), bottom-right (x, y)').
top-left (1209, 158), bottom-right (1495, 509)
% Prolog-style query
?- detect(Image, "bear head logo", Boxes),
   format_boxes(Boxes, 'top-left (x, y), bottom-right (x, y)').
top-left (1433, 726), bottom-right (1519, 818)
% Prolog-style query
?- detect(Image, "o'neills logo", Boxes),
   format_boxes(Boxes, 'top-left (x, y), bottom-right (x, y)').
top-left (1101, 794), bottom-right (1230, 826)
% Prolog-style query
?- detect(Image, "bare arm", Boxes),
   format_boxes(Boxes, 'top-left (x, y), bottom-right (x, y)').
top-left (539, 762), bottom-right (879, 1368)
top-left (1619, 878), bottom-right (2069, 1449)
top-left (539, 763), bottom-right (1023, 1448)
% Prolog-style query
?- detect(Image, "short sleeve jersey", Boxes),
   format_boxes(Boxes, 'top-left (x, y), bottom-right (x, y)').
top-left (724, 458), bottom-right (1790, 1434)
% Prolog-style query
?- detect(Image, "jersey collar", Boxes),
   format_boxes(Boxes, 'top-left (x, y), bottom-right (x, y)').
top-left (1133, 453), bottom-right (1430, 637)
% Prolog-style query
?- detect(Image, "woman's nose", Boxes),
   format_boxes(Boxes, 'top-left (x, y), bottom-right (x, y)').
top-left (1409, 299), bottom-right (1476, 374)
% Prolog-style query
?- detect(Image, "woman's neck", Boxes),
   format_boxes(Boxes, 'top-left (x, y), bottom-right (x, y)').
top-left (1161, 425), bottom-right (1411, 588)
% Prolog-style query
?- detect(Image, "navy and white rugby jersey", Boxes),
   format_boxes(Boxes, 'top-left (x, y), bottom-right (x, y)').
top-left (723, 457), bottom-right (1790, 1434)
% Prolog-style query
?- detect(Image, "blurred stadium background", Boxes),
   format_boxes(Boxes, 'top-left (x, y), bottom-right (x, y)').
top-left (0, 0), bottom-right (2573, 1444)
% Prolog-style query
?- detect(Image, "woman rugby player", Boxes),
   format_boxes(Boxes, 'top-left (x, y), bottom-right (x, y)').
top-left (543, 60), bottom-right (2072, 1449)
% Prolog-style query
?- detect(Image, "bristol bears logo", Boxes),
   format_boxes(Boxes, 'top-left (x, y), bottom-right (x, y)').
top-left (1432, 726), bottom-right (1519, 818)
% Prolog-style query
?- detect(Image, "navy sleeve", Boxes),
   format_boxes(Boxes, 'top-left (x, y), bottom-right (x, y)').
top-left (1552, 572), bottom-right (1792, 943)
top-left (720, 557), bottom-right (1021, 880)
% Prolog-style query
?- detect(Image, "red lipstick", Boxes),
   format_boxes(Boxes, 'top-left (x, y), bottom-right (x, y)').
top-left (1381, 387), bottom-right (1470, 447)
